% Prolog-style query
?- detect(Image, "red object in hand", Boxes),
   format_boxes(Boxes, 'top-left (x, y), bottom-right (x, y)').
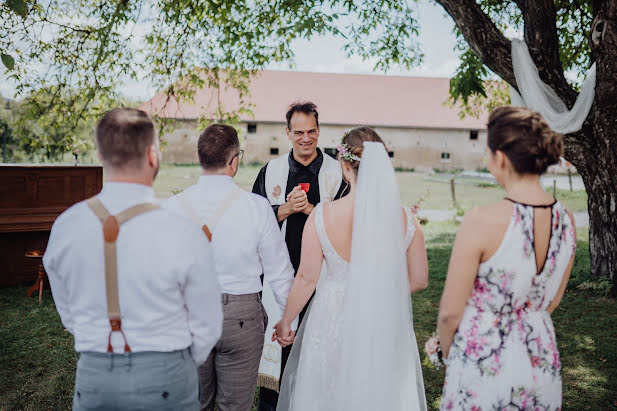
top-left (298, 183), bottom-right (310, 193)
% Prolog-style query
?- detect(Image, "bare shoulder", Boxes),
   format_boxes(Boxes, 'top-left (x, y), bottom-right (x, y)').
top-left (321, 197), bottom-right (353, 232)
top-left (459, 200), bottom-right (513, 238)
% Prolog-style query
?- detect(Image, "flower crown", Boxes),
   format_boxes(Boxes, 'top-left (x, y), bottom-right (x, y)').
top-left (336, 143), bottom-right (361, 162)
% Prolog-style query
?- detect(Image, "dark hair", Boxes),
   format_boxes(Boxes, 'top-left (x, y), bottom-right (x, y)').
top-left (340, 127), bottom-right (387, 175)
top-left (96, 108), bottom-right (156, 170)
top-left (197, 124), bottom-right (240, 170)
top-left (487, 106), bottom-right (563, 175)
top-left (285, 101), bottom-right (319, 129)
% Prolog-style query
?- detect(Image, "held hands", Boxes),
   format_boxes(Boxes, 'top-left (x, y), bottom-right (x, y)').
top-left (272, 319), bottom-right (296, 347)
top-left (411, 202), bottom-right (420, 215)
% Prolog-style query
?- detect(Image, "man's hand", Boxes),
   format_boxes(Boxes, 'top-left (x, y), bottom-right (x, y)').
top-left (411, 202), bottom-right (420, 215)
top-left (286, 186), bottom-right (308, 212)
top-left (272, 320), bottom-right (295, 347)
top-left (287, 186), bottom-right (315, 215)
top-left (277, 186), bottom-right (313, 221)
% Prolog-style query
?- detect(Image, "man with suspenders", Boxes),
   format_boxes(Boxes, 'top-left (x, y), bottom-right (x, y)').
top-left (43, 108), bottom-right (223, 410)
top-left (164, 124), bottom-right (295, 411)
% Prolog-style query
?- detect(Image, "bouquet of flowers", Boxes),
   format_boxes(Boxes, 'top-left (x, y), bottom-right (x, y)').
top-left (423, 332), bottom-right (444, 369)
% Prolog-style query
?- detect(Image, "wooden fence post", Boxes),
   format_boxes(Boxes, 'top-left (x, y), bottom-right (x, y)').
top-left (450, 178), bottom-right (457, 207)
top-left (553, 179), bottom-right (557, 197)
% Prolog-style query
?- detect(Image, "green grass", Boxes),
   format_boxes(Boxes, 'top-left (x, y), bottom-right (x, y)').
top-left (153, 165), bottom-right (588, 213)
top-left (153, 164), bottom-right (263, 198)
top-left (1, 223), bottom-right (614, 410)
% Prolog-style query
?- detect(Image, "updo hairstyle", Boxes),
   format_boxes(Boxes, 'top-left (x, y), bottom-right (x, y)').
top-left (487, 106), bottom-right (563, 175)
top-left (339, 127), bottom-right (387, 175)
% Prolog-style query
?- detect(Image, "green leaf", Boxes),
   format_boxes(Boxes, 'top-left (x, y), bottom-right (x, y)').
top-left (6, 0), bottom-right (29, 17)
top-left (1, 54), bottom-right (15, 70)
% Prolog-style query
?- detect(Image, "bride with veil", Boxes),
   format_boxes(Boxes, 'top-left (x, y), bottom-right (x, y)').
top-left (273, 127), bottom-right (428, 411)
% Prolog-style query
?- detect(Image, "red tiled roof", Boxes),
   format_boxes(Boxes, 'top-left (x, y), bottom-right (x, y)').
top-left (139, 70), bottom-right (488, 130)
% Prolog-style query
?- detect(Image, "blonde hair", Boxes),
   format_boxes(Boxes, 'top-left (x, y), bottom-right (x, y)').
top-left (339, 127), bottom-right (387, 175)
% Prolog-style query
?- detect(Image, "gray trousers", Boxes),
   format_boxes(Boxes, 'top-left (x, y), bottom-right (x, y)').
top-left (199, 293), bottom-right (267, 411)
top-left (73, 348), bottom-right (199, 411)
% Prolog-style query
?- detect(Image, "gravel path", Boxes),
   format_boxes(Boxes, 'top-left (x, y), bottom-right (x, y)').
top-left (417, 209), bottom-right (589, 227)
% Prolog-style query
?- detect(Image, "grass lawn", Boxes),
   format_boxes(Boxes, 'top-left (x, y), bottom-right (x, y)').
top-left (1, 222), bottom-right (614, 410)
top-left (154, 164), bottom-right (589, 213)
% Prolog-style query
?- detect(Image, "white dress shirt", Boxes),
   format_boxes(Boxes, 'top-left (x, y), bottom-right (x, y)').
top-left (165, 175), bottom-right (294, 314)
top-left (43, 182), bottom-right (223, 365)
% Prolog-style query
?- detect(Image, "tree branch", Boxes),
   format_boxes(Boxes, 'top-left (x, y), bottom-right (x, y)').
top-left (434, 0), bottom-right (517, 88)
top-left (514, 0), bottom-right (577, 106)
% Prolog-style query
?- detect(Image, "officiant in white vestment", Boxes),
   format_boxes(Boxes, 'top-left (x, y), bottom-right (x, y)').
top-left (165, 124), bottom-right (295, 411)
top-left (252, 102), bottom-right (347, 411)
top-left (44, 108), bottom-right (223, 411)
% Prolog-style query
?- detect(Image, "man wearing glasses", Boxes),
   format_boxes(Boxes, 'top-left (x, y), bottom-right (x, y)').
top-left (164, 124), bottom-right (295, 411)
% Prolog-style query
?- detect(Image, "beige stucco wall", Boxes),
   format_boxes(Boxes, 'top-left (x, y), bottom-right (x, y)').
top-left (161, 120), bottom-right (488, 171)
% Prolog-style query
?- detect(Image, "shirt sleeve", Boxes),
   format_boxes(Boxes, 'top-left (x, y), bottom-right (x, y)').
top-left (256, 197), bottom-right (295, 316)
top-left (181, 230), bottom-right (223, 366)
top-left (42, 212), bottom-right (74, 334)
top-left (252, 163), bottom-right (280, 218)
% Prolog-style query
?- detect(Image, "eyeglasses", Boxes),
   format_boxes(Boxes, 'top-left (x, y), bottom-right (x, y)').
top-left (229, 149), bottom-right (245, 166)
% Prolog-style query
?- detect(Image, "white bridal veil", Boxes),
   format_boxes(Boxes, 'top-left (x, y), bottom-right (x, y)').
top-left (332, 142), bottom-right (426, 410)
top-left (278, 142), bottom-right (426, 410)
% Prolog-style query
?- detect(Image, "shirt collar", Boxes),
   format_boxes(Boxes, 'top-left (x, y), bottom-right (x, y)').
top-left (100, 182), bottom-right (155, 203)
top-left (198, 174), bottom-right (235, 188)
top-left (288, 148), bottom-right (323, 176)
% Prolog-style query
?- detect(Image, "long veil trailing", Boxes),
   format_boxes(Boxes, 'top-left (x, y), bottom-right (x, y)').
top-left (333, 142), bottom-right (426, 410)
top-left (277, 142), bottom-right (426, 411)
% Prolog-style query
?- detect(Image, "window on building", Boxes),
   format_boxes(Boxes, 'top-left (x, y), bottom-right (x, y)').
top-left (388, 151), bottom-right (394, 158)
top-left (247, 123), bottom-right (257, 133)
top-left (441, 152), bottom-right (451, 162)
top-left (324, 148), bottom-right (337, 159)
top-left (270, 147), bottom-right (279, 155)
top-left (470, 130), bottom-right (478, 140)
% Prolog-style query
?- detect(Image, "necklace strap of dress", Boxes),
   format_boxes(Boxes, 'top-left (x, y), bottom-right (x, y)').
top-left (504, 197), bottom-right (557, 208)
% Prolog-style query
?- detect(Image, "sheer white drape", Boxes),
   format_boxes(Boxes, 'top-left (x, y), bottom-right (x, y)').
top-left (510, 38), bottom-right (596, 134)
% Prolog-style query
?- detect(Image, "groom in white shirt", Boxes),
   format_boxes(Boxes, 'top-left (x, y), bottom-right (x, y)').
top-left (43, 108), bottom-right (223, 410)
top-left (165, 124), bottom-right (295, 411)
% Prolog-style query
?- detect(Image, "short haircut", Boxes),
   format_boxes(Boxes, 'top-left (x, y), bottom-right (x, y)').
top-left (285, 101), bottom-right (319, 130)
top-left (96, 108), bottom-right (155, 170)
top-left (197, 124), bottom-right (240, 170)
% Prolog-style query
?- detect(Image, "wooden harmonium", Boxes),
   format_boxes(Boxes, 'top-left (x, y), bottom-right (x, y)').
top-left (0, 164), bottom-right (103, 287)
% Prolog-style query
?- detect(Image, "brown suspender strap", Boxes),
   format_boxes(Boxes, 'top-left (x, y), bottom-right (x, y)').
top-left (178, 189), bottom-right (243, 242)
top-left (86, 197), bottom-right (160, 353)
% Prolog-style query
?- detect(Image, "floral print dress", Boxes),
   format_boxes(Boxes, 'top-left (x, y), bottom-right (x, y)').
top-left (441, 200), bottom-right (576, 411)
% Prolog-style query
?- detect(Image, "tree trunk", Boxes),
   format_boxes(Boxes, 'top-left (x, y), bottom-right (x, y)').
top-left (584, 0), bottom-right (617, 294)
top-left (436, 0), bottom-right (617, 294)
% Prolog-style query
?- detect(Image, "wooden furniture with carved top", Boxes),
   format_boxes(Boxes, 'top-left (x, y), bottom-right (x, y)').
top-left (0, 164), bottom-right (103, 288)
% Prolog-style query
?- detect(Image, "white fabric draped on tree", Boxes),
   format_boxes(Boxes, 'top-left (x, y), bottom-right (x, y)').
top-left (510, 38), bottom-right (596, 134)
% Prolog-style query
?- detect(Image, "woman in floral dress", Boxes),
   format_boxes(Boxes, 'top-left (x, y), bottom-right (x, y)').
top-left (438, 106), bottom-right (577, 410)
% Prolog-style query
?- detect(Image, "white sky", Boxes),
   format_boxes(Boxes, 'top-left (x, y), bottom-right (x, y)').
top-left (1, 0), bottom-right (461, 102)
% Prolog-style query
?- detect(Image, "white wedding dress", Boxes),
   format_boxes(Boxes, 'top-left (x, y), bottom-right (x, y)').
top-left (278, 143), bottom-right (427, 411)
